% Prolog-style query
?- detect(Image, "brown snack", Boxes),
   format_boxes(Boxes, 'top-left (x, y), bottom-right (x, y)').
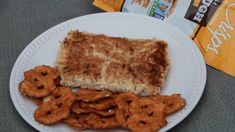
top-left (127, 98), bottom-right (167, 132)
top-left (34, 100), bottom-right (68, 124)
top-left (33, 95), bottom-right (52, 106)
top-left (151, 94), bottom-right (186, 114)
top-left (33, 98), bottom-right (43, 106)
top-left (72, 102), bottom-right (116, 116)
top-left (24, 65), bottom-right (59, 80)
top-left (82, 97), bottom-right (116, 110)
top-left (18, 64), bottom-right (186, 131)
top-left (64, 113), bottom-right (119, 129)
top-left (56, 30), bottom-right (169, 96)
top-left (50, 86), bottom-right (76, 104)
top-left (75, 88), bottom-right (112, 102)
top-left (19, 65), bottom-right (59, 98)
top-left (34, 87), bottom-right (76, 124)
top-left (63, 113), bottom-right (90, 129)
top-left (85, 113), bottom-right (119, 129)
top-left (114, 92), bottom-right (139, 128)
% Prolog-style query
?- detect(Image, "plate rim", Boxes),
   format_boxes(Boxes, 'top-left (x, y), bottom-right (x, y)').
top-left (9, 12), bottom-right (207, 132)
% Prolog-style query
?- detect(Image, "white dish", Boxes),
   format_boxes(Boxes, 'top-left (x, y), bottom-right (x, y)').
top-left (10, 12), bottom-right (206, 132)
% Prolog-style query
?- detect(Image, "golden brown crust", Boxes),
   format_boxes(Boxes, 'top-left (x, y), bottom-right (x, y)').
top-left (56, 30), bottom-right (169, 96)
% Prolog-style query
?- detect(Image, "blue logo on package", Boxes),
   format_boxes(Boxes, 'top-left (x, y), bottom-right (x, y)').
top-left (148, 0), bottom-right (171, 20)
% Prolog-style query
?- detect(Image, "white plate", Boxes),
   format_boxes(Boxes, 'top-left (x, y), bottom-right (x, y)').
top-left (10, 13), bottom-right (206, 132)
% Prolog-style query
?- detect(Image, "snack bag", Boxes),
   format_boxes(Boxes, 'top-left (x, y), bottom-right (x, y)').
top-left (93, 0), bottom-right (235, 77)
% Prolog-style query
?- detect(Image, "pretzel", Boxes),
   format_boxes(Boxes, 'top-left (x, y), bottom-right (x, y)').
top-left (64, 113), bottom-right (119, 129)
top-left (72, 102), bottom-right (116, 117)
top-left (63, 113), bottom-right (90, 129)
top-left (75, 88), bottom-right (112, 102)
top-left (86, 113), bottom-right (119, 129)
top-left (127, 98), bottom-right (167, 132)
top-left (151, 94), bottom-right (186, 114)
top-left (33, 98), bottom-right (43, 106)
top-left (114, 92), bottom-right (139, 128)
top-left (34, 87), bottom-right (76, 124)
top-left (19, 65), bottom-right (59, 98)
top-left (82, 97), bottom-right (116, 110)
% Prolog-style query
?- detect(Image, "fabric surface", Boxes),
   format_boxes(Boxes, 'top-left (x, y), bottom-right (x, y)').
top-left (0, 0), bottom-right (234, 131)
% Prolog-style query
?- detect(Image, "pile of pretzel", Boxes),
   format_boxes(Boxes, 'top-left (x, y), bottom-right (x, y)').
top-left (19, 65), bottom-right (186, 132)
